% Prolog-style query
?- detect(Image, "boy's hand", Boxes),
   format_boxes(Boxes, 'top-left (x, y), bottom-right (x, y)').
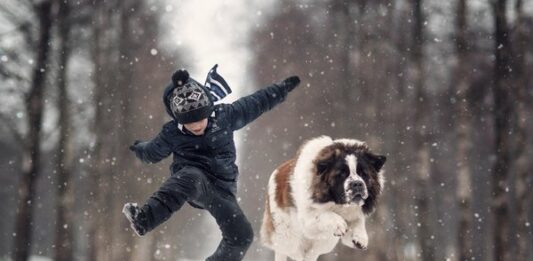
top-left (280, 76), bottom-right (301, 92)
top-left (129, 140), bottom-right (142, 152)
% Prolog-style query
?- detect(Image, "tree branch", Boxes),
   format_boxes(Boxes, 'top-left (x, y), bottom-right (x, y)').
top-left (0, 64), bottom-right (30, 83)
top-left (0, 112), bottom-right (25, 148)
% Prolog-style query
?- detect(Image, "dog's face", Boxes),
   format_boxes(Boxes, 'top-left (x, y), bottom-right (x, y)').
top-left (311, 142), bottom-right (386, 214)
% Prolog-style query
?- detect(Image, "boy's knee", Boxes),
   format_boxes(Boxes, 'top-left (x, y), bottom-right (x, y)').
top-left (152, 169), bottom-right (205, 208)
top-left (241, 220), bottom-right (254, 246)
top-left (230, 216), bottom-right (254, 247)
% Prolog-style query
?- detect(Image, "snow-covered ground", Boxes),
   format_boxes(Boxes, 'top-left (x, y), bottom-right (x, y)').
top-left (0, 256), bottom-right (52, 261)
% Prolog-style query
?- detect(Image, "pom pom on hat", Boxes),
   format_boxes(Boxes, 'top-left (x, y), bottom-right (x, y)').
top-left (172, 69), bottom-right (190, 86)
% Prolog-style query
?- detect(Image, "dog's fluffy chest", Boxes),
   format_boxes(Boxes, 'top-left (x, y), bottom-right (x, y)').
top-left (329, 203), bottom-right (365, 222)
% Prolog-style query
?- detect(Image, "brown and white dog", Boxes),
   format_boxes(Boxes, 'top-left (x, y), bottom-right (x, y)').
top-left (260, 136), bottom-right (386, 261)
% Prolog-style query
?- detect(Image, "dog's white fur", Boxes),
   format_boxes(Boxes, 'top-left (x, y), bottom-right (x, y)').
top-left (261, 136), bottom-right (383, 261)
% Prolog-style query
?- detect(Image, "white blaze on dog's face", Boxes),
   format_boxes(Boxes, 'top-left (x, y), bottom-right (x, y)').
top-left (344, 154), bottom-right (368, 206)
top-left (311, 141), bottom-right (387, 214)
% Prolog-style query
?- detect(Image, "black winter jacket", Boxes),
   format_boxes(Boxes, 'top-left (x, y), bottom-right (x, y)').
top-left (132, 82), bottom-right (291, 194)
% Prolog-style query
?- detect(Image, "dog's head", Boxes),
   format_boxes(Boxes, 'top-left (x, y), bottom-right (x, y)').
top-left (310, 140), bottom-right (386, 214)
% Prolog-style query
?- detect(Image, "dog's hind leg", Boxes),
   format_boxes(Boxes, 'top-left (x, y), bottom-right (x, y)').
top-left (274, 252), bottom-right (287, 261)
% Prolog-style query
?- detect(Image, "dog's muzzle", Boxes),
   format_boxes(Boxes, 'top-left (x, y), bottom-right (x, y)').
top-left (348, 180), bottom-right (368, 202)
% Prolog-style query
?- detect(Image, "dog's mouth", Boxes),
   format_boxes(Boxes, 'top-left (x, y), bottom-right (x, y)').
top-left (346, 191), bottom-right (367, 205)
top-left (352, 194), bottom-right (365, 203)
top-left (353, 194), bottom-right (364, 201)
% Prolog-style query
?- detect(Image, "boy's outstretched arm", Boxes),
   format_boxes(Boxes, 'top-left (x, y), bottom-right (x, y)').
top-left (228, 76), bottom-right (300, 130)
top-left (129, 124), bottom-right (173, 164)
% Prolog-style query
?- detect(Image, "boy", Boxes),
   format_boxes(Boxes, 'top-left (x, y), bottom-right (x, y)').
top-left (123, 67), bottom-right (300, 260)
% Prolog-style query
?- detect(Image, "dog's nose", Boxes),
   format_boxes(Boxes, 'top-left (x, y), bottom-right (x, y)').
top-left (351, 181), bottom-right (365, 193)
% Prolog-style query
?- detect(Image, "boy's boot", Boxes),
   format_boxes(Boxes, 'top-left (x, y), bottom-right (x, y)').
top-left (122, 203), bottom-right (149, 236)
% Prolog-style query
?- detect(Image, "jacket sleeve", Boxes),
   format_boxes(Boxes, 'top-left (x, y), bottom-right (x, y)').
top-left (133, 125), bottom-right (173, 164)
top-left (227, 83), bottom-right (290, 130)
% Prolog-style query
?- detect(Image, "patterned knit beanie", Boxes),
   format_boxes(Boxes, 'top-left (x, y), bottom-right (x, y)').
top-left (169, 70), bottom-right (214, 124)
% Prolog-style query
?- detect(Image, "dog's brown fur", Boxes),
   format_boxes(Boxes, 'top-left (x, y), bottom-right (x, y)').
top-left (275, 159), bottom-right (296, 209)
top-left (262, 194), bottom-right (274, 245)
top-left (262, 159), bottom-right (296, 244)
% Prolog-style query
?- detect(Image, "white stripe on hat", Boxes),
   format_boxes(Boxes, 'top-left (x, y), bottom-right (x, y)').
top-left (204, 64), bottom-right (232, 102)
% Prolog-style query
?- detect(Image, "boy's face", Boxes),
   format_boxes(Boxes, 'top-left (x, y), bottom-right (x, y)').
top-left (184, 118), bottom-right (208, 136)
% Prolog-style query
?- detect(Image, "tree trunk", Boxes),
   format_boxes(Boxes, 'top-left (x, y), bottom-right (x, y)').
top-left (411, 0), bottom-right (434, 260)
top-left (454, 0), bottom-right (474, 259)
top-left (491, 0), bottom-right (514, 260)
top-left (92, 3), bottom-right (121, 259)
top-left (12, 1), bottom-right (54, 261)
top-left (390, 2), bottom-right (411, 259)
top-left (112, 2), bottom-right (140, 259)
top-left (54, 0), bottom-right (74, 260)
top-left (512, 0), bottom-right (530, 260)
top-left (87, 2), bottom-right (108, 260)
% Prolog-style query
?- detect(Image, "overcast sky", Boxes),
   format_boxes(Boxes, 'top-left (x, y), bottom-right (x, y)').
top-left (162, 0), bottom-right (277, 103)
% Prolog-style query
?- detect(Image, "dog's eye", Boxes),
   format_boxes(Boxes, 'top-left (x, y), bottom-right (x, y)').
top-left (339, 165), bottom-right (349, 175)
top-left (356, 165), bottom-right (366, 177)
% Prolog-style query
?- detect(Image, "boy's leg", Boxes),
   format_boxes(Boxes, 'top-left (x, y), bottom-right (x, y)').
top-left (205, 186), bottom-right (254, 261)
top-left (141, 167), bottom-right (205, 232)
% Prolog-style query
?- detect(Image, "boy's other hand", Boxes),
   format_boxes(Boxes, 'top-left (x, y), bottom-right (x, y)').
top-left (281, 76), bottom-right (301, 92)
top-left (129, 140), bottom-right (142, 152)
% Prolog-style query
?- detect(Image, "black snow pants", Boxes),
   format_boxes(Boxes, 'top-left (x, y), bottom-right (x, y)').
top-left (141, 166), bottom-right (253, 261)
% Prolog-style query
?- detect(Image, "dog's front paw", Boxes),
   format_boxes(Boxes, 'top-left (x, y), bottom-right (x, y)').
top-left (351, 233), bottom-right (368, 250)
top-left (318, 213), bottom-right (347, 237)
top-left (333, 222), bottom-right (348, 237)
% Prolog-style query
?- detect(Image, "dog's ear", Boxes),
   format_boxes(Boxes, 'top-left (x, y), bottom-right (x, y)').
top-left (316, 160), bottom-right (332, 175)
top-left (314, 147), bottom-right (338, 175)
top-left (365, 152), bottom-right (387, 172)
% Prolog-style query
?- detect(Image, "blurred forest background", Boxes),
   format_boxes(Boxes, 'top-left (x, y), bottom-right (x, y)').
top-left (0, 0), bottom-right (532, 261)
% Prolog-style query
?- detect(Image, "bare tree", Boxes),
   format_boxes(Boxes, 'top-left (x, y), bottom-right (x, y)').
top-left (512, 0), bottom-right (530, 260)
top-left (410, 0), bottom-right (435, 260)
top-left (112, 1), bottom-right (145, 259)
top-left (54, 0), bottom-right (74, 260)
top-left (454, 0), bottom-right (474, 259)
top-left (491, 0), bottom-right (515, 260)
top-left (11, 1), bottom-right (54, 260)
top-left (86, 2), bottom-right (115, 260)
top-left (84, 1), bottom-right (171, 259)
